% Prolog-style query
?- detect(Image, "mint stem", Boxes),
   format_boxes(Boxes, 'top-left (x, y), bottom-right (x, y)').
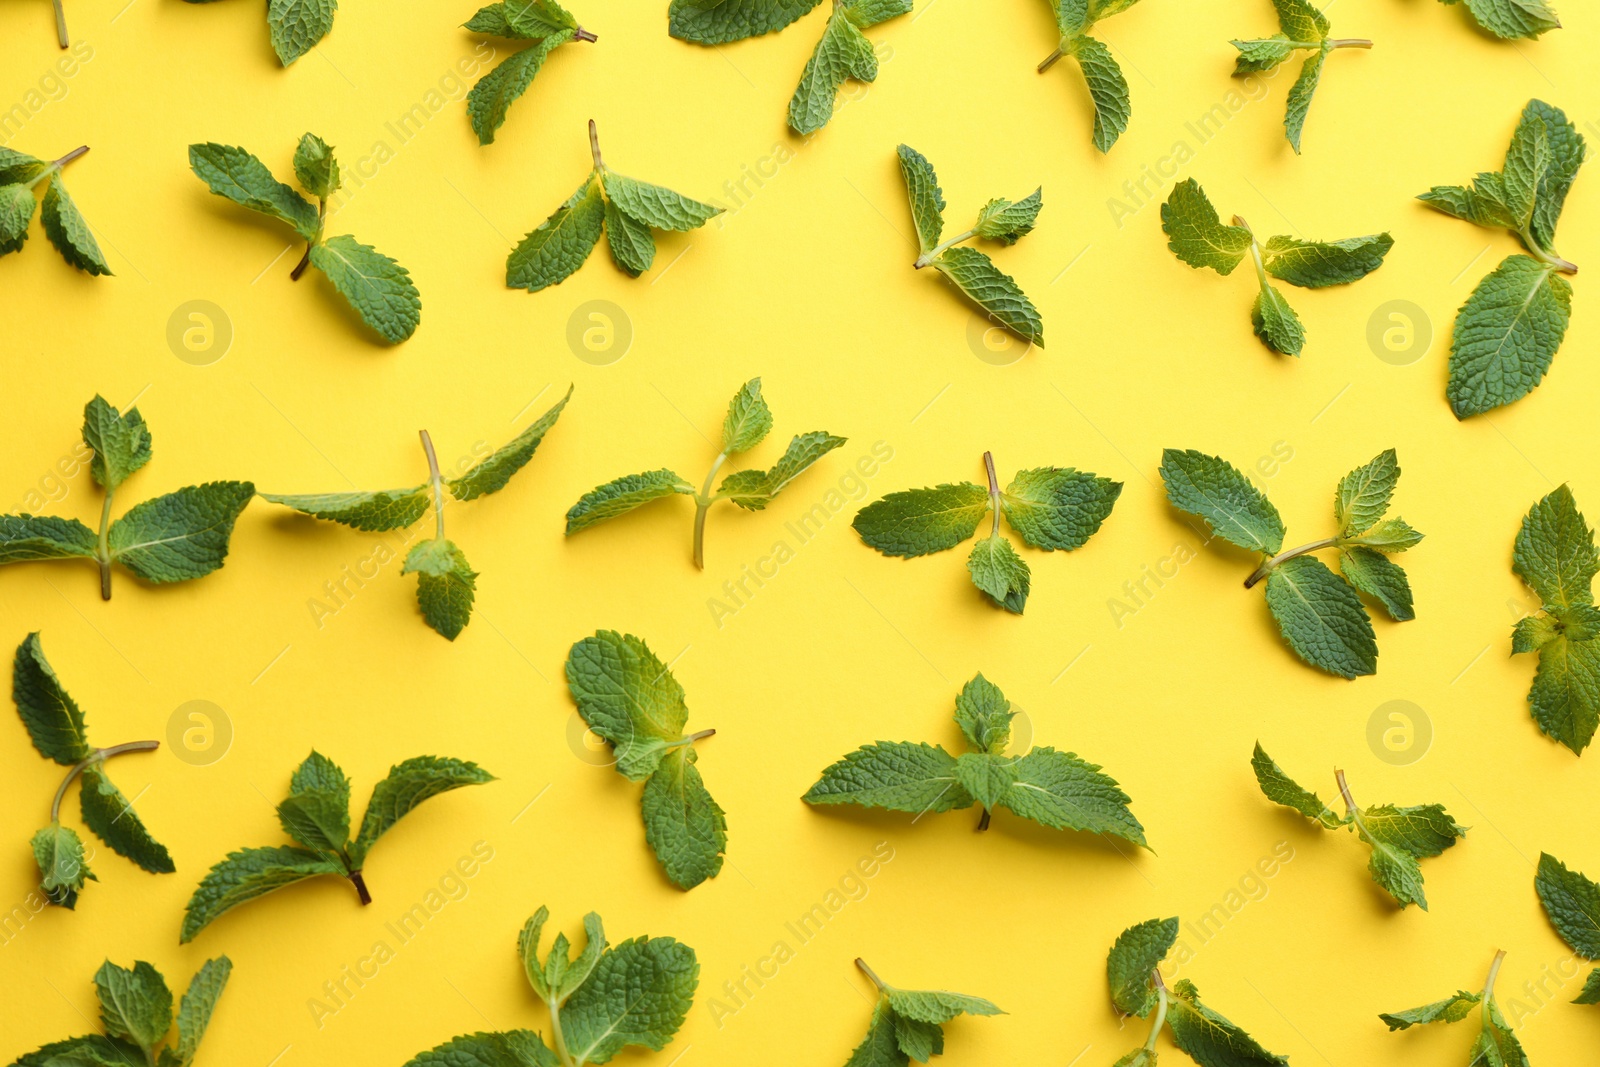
top-left (348, 870), bottom-right (372, 905)
top-left (1482, 949), bottom-right (1506, 1022)
top-left (1144, 971), bottom-right (1171, 1052)
top-left (52, 145), bottom-right (88, 169)
top-left (855, 958), bottom-right (888, 992)
top-left (588, 119), bottom-right (603, 170)
top-left (50, 741), bottom-right (160, 821)
top-left (419, 430), bottom-right (446, 540)
top-left (1521, 231), bottom-right (1578, 274)
top-left (25, 146), bottom-right (89, 191)
top-left (574, 26), bottom-right (597, 42)
top-left (1327, 37), bottom-right (1373, 48)
top-left (290, 198), bottom-right (325, 281)
top-left (982, 451), bottom-right (1001, 538)
top-left (1037, 47), bottom-right (1066, 72)
top-left (95, 486), bottom-right (115, 600)
top-left (1334, 768), bottom-right (1363, 829)
top-left (693, 452), bottom-right (728, 570)
top-left (915, 228), bottom-right (975, 269)
top-left (665, 728), bottom-right (717, 750)
top-left (1243, 538), bottom-right (1338, 588)
top-left (976, 807), bottom-right (992, 831)
top-left (53, 0), bottom-right (68, 47)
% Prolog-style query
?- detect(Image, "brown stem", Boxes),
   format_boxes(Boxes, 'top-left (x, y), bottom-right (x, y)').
top-left (574, 26), bottom-right (597, 42)
top-left (289, 246), bottom-right (312, 280)
top-left (349, 870), bottom-right (372, 905)
top-left (977, 808), bottom-right (992, 831)
top-left (52, 145), bottom-right (88, 169)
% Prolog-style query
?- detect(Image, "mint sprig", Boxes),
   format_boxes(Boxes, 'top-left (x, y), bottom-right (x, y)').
top-left (1160, 448), bottom-right (1422, 677)
top-left (404, 908), bottom-right (697, 1067)
top-left (1380, 951), bottom-right (1529, 1064)
top-left (262, 386), bottom-right (570, 639)
top-left (1253, 743), bottom-right (1466, 909)
top-left (179, 0), bottom-right (338, 65)
top-left (805, 673), bottom-right (1147, 843)
top-left (0, 396), bottom-right (253, 600)
top-left (565, 631), bottom-right (725, 890)
top-left (1160, 178), bottom-right (1392, 356)
top-left (189, 134), bottom-right (421, 343)
top-left (1435, 0), bottom-right (1559, 40)
top-left (1419, 99), bottom-right (1583, 418)
top-left (898, 144), bottom-right (1045, 347)
top-left (1534, 853), bottom-right (1600, 1003)
top-left (1036, 0), bottom-right (1145, 152)
top-left (9, 957), bottom-right (232, 1067)
top-left (565, 378), bottom-right (843, 569)
top-left (1231, 0), bottom-right (1371, 152)
top-left (0, 144), bottom-right (110, 275)
top-left (14, 633), bottom-right (172, 910)
top-left (852, 451), bottom-right (1120, 614)
top-left (465, 0), bottom-right (597, 145)
top-left (182, 750), bottom-right (493, 942)
top-left (840, 958), bottom-right (1002, 1066)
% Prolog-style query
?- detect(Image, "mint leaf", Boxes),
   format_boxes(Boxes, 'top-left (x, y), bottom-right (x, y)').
top-left (94, 960), bottom-right (172, 1055)
top-left (1073, 36), bottom-right (1131, 152)
top-left (1264, 554), bottom-right (1378, 678)
top-left (843, 999), bottom-right (900, 1067)
top-left (953, 674), bottom-right (1013, 754)
top-left (292, 132), bottom-right (340, 198)
top-left (508, 176), bottom-right (605, 291)
top-left (1251, 277), bottom-right (1306, 356)
top-left (350, 755), bottom-right (493, 866)
top-left (276, 751), bottom-right (351, 852)
top-left (32, 822), bottom-right (93, 908)
top-left (1229, 0), bottom-right (1369, 153)
top-left (1160, 178), bottom-right (1251, 274)
top-left (720, 378), bottom-right (774, 455)
top-left (1001, 467), bottom-right (1122, 550)
top-left (931, 246), bottom-right (1044, 347)
top-left (804, 741), bottom-right (971, 814)
top-left (1281, 48), bottom-right (1324, 153)
top-left (852, 483), bottom-right (990, 557)
top-left (41, 173), bottom-right (110, 275)
top-left (404, 1031), bottom-right (560, 1067)
top-left (467, 0), bottom-right (577, 36)
top-left (175, 957), bottom-right (233, 1065)
top-left (1107, 917), bottom-right (1178, 1017)
top-left (80, 764), bottom-right (175, 874)
top-left (896, 144), bottom-right (945, 256)
top-left (995, 747), bottom-right (1146, 844)
top-left (1535, 853), bottom-right (1600, 961)
top-left (1159, 449), bottom-right (1284, 553)
top-left (845, 960), bottom-right (1000, 1066)
top-left (82, 396), bottom-right (152, 492)
top-left (604, 200), bottom-right (655, 276)
top-left (1515, 484), bottom-right (1597, 612)
top-left (182, 846), bottom-right (345, 943)
top-left (1379, 990), bottom-right (1480, 1029)
top-left (641, 747), bottom-right (727, 890)
top-left (267, 0), bottom-right (337, 64)
top-left (0, 183), bottom-right (36, 253)
top-left (787, 0), bottom-right (909, 136)
top-left (107, 481), bottom-right (255, 585)
top-left (601, 171), bottom-right (721, 232)
top-left (308, 234), bottom-right (421, 344)
top-left (1167, 979), bottom-right (1289, 1067)
top-left (0, 514), bottom-right (97, 564)
top-left (1354, 517), bottom-right (1424, 552)
top-left (966, 534), bottom-right (1030, 613)
top-left (1512, 486), bottom-right (1600, 753)
top-left (0, 147), bottom-right (46, 184)
top-left (717, 431), bottom-right (848, 510)
top-left (882, 988), bottom-right (1002, 1024)
top-left (669, 0), bottom-right (822, 43)
top-left (258, 487), bottom-right (430, 531)
top-left (188, 143), bottom-right (319, 240)
top-left (467, 31), bottom-right (577, 146)
top-left (448, 386), bottom-right (572, 501)
top-left (1339, 546), bottom-right (1414, 621)
top-left (23, 959), bottom-right (229, 1067)
top-left (1384, 953), bottom-right (1525, 1066)
top-left (565, 470), bottom-right (695, 534)
top-left (1251, 743), bottom-right (1345, 829)
top-left (559, 935), bottom-right (699, 1064)
top-left (1456, 0), bottom-right (1560, 40)
top-left (1334, 448), bottom-right (1398, 537)
top-left (973, 189), bottom-right (1042, 245)
top-left (13, 631), bottom-right (91, 764)
top-left (1261, 233), bottom-right (1393, 287)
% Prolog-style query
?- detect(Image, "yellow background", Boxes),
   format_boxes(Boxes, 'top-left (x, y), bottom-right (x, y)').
top-left (2, 0), bottom-right (1599, 1063)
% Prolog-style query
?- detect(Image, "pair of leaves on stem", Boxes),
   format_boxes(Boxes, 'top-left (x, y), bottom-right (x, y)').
top-left (1160, 178), bottom-right (1392, 356)
top-left (0, 145), bottom-right (109, 274)
top-left (405, 908), bottom-right (697, 1067)
top-left (842, 958), bottom-right (1001, 1066)
top-left (565, 631), bottom-right (725, 890)
top-left (1037, 0), bottom-right (1144, 152)
top-left (1510, 486), bottom-right (1600, 755)
top-left (898, 145), bottom-right (1045, 347)
top-left (1420, 99), bottom-right (1583, 418)
top-left (1380, 951), bottom-right (1528, 1066)
top-left (1436, 0), bottom-right (1560, 40)
top-left (190, 133), bottom-right (421, 343)
top-left (1107, 916), bottom-right (1289, 1067)
top-left (180, 0), bottom-right (338, 65)
top-left (262, 386), bottom-right (571, 639)
top-left (804, 673), bottom-right (1148, 846)
top-left (0, 396), bottom-right (253, 600)
top-left (1231, 0), bottom-right (1371, 152)
top-left (181, 750), bottom-right (493, 942)
top-left (464, 0), bottom-right (596, 145)
top-left (16, 633), bottom-right (171, 909)
top-left (853, 453), bottom-right (1120, 615)
top-left (566, 378), bottom-right (844, 569)
top-left (1161, 448), bottom-right (1423, 678)
top-left (1253, 744), bottom-right (1466, 909)
top-left (1533, 853), bottom-right (1600, 1003)
top-left (12, 957), bottom-right (231, 1067)
top-left (669, 0), bottom-right (909, 136)
top-left (508, 120), bottom-right (721, 291)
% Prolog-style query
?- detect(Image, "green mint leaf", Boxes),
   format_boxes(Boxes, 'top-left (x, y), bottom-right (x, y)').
top-left (1358, 803), bottom-right (1467, 909)
top-left (80, 765), bottom-right (175, 874)
top-left (32, 821), bottom-right (94, 909)
top-left (188, 143), bottom-right (319, 240)
top-left (1261, 233), bottom-right (1393, 287)
top-left (1282, 48), bottom-right (1325, 154)
top-left (966, 534), bottom-right (1031, 613)
top-left (94, 960), bottom-right (173, 1055)
top-left (896, 144), bottom-right (945, 256)
top-left (1166, 979), bottom-right (1289, 1067)
top-left (1339, 546), bottom-right (1414, 621)
top-left (267, 0), bottom-right (337, 65)
top-left (1460, 0), bottom-right (1560, 39)
top-left (81, 396), bottom-right (152, 491)
top-left (952, 673), bottom-right (1013, 754)
top-left (641, 747), bottom-right (727, 890)
top-left (1577, 968), bottom-right (1600, 1005)
top-left (1001, 466), bottom-right (1122, 551)
top-left (14, 1035), bottom-right (147, 1067)
top-left (1378, 990), bottom-right (1480, 1030)
top-left (1514, 484), bottom-right (1596, 613)
top-left (843, 0), bottom-right (910, 27)
top-left (1270, 0), bottom-right (1328, 39)
top-left (803, 741), bottom-right (971, 814)
top-left (892, 1012), bottom-right (942, 1061)
top-left (403, 1031), bottom-right (560, 1067)
top-left (0, 514), bottom-right (98, 564)
top-left (1160, 179), bottom-right (1251, 274)
top-left (954, 751), bottom-right (1017, 811)
top-left (1352, 517), bottom-right (1424, 552)
top-left (787, 4), bottom-right (879, 136)
top-left (1333, 448), bottom-right (1398, 536)
top-left (308, 234), bottom-right (421, 344)
top-left (1418, 177), bottom-right (1518, 231)
top-left (107, 481), bottom-right (255, 585)
top-left (565, 630), bottom-right (690, 780)
top-left (717, 431), bottom-right (847, 510)
top-left (668, 0), bottom-right (822, 44)
top-left (882, 987), bottom-right (1003, 1024)
top-left (604, 201), bottom-right (655, 276)
top-left (1107, 917), bottom-right (1178, 1018)
top-left (401, 538), bottom-right (478, 640)
top-left (518, 907), bottom-right (553, 998)
top-left (852, 483), bottom-right (989, 557)
top-left (931, 246), bottom-right (1045, 347)
top-left (467, 32), bottom-right (575, 146)
top-left (466, 0), bottom-right (576, 37)
top-left (41, 173), bottom-right (110, 275)
top-left (601, 171), bottom-right (721, 232)
top-left (843, 999), bottom-right (901, 1067)
top-left (0, 147), bottom-right (47, 184)
top-left (175, 957), bottom-right (232, 1066)
top-left (507, 175), bottom-right (605, 291)
top-left (13, 632), bottom-right (91, 764)
top-left (720, 378), bottom-right (774, 456)
top-left (292, 132), bottom-right (340, 199)
top-left (993, 747), bottom-right (1147, 844)
top-left (1158, 448), bottom-right (1285, 553)
top-left (1516, 99), bottom-right (1584, 252)
top-left (558, 936), bottom-right (698, 1064)
top-left (1471, 997), bottom-right (1530, 1066)
top-left (1535, 853), bottom-right (1600, 958)
top-left (277, 751), bottom-right (352, 851)
top-left (448, 385), bottom-right (572, 501)
top-left (565, 470), bottom-right (694, 534)
top-left (1446, 254), bottom-right (1572, 418)
top-left (1231, 36), bottom-right (1295, 73)
top-left (182, 845), bottom-right (346, 942)
top-left (1526, 621), bottom-right (1600, 754)
top-left (553, 913), bottom-right (606, 1001)
top-left (0, 182), bottom-right (37, 254)
top-left (1072, 36), bottom-right (1131, 152)
top-left (1251, 279), bottom-right (1306, 355)
top-left (1111, 1051), bottom-right (1155, 1067)
top-left (349, 755), bottom-right (493, 867)
top-left (1264, 554), bottom-right (1378, 678)
top-left (259, 487), bottom-right (430, 532)
top-left (1251, 743), bottom-right (1344, 829)
top-left (973, 189), bottom-right (1042, 245)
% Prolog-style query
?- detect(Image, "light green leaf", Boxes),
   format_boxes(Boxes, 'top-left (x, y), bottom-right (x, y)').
top-left (260, 487), bottom-right (430, 532)
top-left (1461, 0), bottom-right (1560, 42)
top-left (1526, 630), bottom-right (1600, 755)
top-left (175, 957), bottom-right (232, 1065)
top-left (402, 1031), bottom-right (560, 1067)
top-left (1001, 467), bottom-right (1121, 551)
top-left (952, 673), bottom-right (1013, 754)
top-left (0, 182), bottom-right (36, 254)
top-left (267, 0), bottom-right (338, 65)
top-left (467, 32), bottom-right (575, 146)
top-left (558, 936), bottom-right (698, 1065)
top-left (995, 747), bottom-right (1147, 845)
top-left (12, 632), bottom-right (92, 764)
top-left (465, 0), bottom-right (576, 37)
top-left (309, 234), bottom-right (421, 344)
top-left (718, 431), bottom-right (847, 510)
top-left (1283, 47), bottom-right (1325, 153)
top-left (803, 741), bottom-right (972, 814)
top-left (641, 746), bottom-right (726, 890)
top-left (1160, 179), bottom-right (1251, 274)
top-left (565, 631), bottom-right (690, 780)
top-left (721, 378), bottom-right (773, 455)
top-left (41, 174), bottom-right (110, 276)
top-left (81, 396), bottom-right (152, 491)
top-left (1353, 517), bottom-right (1424, 552)
top-left (181, 846), bottom-right (346, 942)
top-left (188, 143), bottom-right (319, 240)
top-left (448, 385), bottom-right (571, 501)
top-left (1072, 36), bottom-right (1131, 153)
top-left (0, 514), bottom-right (97, 564)
top-left (896, 144), bottom-right (945, 256)
top-left (107, 481), bottom-right (255, 585)
top-left (0, 147), bottom-right (46, 185)
top-left (293, 133), bottom-right (340, 198)
top-left (1418, 176), bottom-right (1518, 231)
top-left (973, 189), bottom-right (1042, 245)
top-left (604, 201), bottom-right (655, 276)
top-left (349, 755), bottom-right (494, 866)
top-left (954, 751), bottom-right (1018, 810)
top-left (277, 752), bottom-right (351, 852)
top-left (1251, 279), bottom-right (1306, 356)
top-left (1446, 254), bottom-right (1571, 418)
top-left (601, 171), bottom-right (721, 232)
top-left (853, 482), bottom-right (989, 558)
top-left (883, 987), bottom-right (1003, 1024)
top-left (1262, 233), bottom-right (1393, 288)
top-left (1535, 853), bottom-right (1600, 959)
top-left (844, 999), bottom-right (904, 1067)
top-left (80, 765), bottom-right (175, 874)
top-left (1231, 36), bottom-right (1295, 74)
top-left (1166, 979), bottom-right (1289, 1067)
top-left (931, 245), bottom-right (1044, 346)
top-left (966, 534), bottom-right (1030, 614)
top-left (1107, 917), bottom-right (1178, 1018)
top-left (1158, 448), bottom-right (1284, 554)
top-left (1333, 449), bottom-right (1398, 537)
top-left (843, 0), bottom-right (910, 28)
top-left (1339, 546), bottom-right (1414, 621)
top-left (402, 538), bottom-right (477, 640)
top-left (507, 176), bottom-right (605, 292)
top-left (787, 5), bottom-right (879, 136)
top-left (892, 1012), bottom-right (942, 1062)
top-left (94, 960), bottom-right (172, 1054)
top-left (1251, 743), bottom-right (1345, 829)
top-left (1264, 554), bottom-right (1378, 678)
top-left (1379, 990), bottom-right (1480, 1030)
top-left (1469, 998), bottom-right (1530, 1067)
top-left (32, 822), bottom-right (93, 909)
top-left (667, 0), bottom-right (822, 44)
top-left (1513, 484), bottom-right (1595, 613)
top-left (1359, 803), bottom-right (1466, 909)
top-left (1270, 0), bottom-right (1328, 42)
top-left (565, 470), bottom-right (695, 534)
